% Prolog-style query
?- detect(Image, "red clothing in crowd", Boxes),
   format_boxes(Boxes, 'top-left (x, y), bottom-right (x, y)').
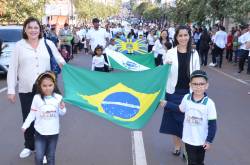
top-left (226, 34), bottom-right (233, 50)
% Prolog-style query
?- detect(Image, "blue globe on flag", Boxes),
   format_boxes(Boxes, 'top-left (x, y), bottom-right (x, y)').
top-left (101, 92), bottom-right (140, 119)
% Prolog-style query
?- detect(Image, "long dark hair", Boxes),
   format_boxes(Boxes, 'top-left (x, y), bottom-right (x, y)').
top-left (22, 17), bottom-right (43, 39)
top-left (35, 71), bottom-right (61, 101)
top-left (174, 25), bottom-right (193, 55)
top-left (159, 30), bottom-right (172, 49)
top-left (174, 25), bottom-right (194, 76)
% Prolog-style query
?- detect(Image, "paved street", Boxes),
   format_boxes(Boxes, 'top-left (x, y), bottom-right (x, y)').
top-left (0, 52), bottom-right (250, 165)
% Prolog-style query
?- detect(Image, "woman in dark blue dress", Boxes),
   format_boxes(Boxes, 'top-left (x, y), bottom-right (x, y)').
top-left (160, 25), bottom-right (200, 156)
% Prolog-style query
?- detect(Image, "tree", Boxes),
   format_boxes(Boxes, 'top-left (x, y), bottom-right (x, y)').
top-left (74, 0), bottom-right (121, 21)
top-left (0, 0), bottom-right (44, 24)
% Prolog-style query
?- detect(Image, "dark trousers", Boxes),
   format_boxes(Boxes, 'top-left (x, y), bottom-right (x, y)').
top-left (103, 53), bottom-right (110, 72)
top-left (211, 48), bottom-right (216, 64)
top-left (214, 45), bottom-right (224, 68)
top-left (19, 92), bottom-right (35, 150)
top-left (185, 143), bottom-right (205, 165)
top-left (226, 49), bottom-right (233, 62)
top-left (155, 54), bottom-right (163, 66)
top-left (238, 49), bottom-right (250, 72)
top-left (234, 49), bottom-right (239, 63)
top-left (35, 131), bottom-right (58, 165)
top-left (199, 48), bottom-right (209, 66)
top-left (148, 45), bottom-right (154, 52)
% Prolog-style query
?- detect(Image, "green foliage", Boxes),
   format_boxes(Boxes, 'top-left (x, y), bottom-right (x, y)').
top-left (133, 0), bottom-right (250, 25)
top-left (0, 0), bottom-right (45, 24)
top-left (74, 0), bottom-right (121, 21)
top-left (143, 6), bottom-right (163, 21)
top-left (133, 2), bottom-right (150, 16)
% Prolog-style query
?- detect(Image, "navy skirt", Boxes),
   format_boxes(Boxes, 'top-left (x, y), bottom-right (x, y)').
top-left (159, 89), bottom-right (189, 138)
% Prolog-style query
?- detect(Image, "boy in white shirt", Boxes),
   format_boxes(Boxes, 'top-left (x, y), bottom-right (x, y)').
top-left (161, 70), bottom-right (217, 164)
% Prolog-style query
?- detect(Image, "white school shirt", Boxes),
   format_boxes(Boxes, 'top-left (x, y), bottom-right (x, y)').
top-left (214, 30), bottom-right (227, 49)
top-left (7, 38), bottom-right (65, 94)
top-left (91, 55), bottom-right (108, 70)
top-left (22, 94), bottom-right (66, 135)
top-left (163, 47), bottom-right (200, 94)
top-left (180, 94), bottom-right (217, 146)
top-left (147, 34), bottom-right (155, 46)
top-left (239, 32), bottom-right (250, 50)
top-left (152, 39), bottom-right (167, 58)
top-left (86, 28), bottom-right (109, 51)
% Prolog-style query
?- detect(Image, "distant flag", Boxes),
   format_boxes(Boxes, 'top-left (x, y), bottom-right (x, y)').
top-left (62, 64), bottom-right (170, 129)
top-left (115, 38), bottom-right (147, 54)
top-left (105, 49), bottom-right (155, 71)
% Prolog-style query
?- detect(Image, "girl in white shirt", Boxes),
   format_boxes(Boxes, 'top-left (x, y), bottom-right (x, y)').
top-left (22, 71), bottom-right (66, 165)
top-left (91, 45), bottom-right (109, 72)
top-left (147, 30), bottom-right (156, 52)
top-left (152, 30), bottom-right (173, 66)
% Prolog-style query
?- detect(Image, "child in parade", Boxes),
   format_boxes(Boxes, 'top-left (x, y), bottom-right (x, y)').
top-left (106, 38), bottom-right (117, 51)
top-left (21, 71), bottom-right (66, 165)
top-left (160, 70), bottom-right (217, 165)
top-left (91, 45), bottom-right (109, 72)
top-left (60, 46), bottom-right (70, 63)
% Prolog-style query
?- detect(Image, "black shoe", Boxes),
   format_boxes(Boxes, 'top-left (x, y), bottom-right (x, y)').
top-left (172, 149), bottom-right (181, 156)
top-left (182, 153), bottom-right (186, 160)
top-left (238, 70), bottom-right (243, 73)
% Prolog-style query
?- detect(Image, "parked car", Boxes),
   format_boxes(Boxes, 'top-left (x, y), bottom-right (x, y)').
top-left (0, 25), bottom-right (22, 75)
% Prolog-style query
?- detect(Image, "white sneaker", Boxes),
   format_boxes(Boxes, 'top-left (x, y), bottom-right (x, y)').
top-left (43, 156), bottom-right (47, 164)
top-left (19, 148), bottom-right (32, 158)
top-left (209, 63), bottom-right (216, 67)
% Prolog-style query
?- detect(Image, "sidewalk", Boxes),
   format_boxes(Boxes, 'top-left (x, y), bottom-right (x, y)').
top-left (204, 54), bottom-right (250, 85)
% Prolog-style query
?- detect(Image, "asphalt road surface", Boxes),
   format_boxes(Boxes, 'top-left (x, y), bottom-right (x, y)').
top-left (0, 52), bottom-right (250, 165)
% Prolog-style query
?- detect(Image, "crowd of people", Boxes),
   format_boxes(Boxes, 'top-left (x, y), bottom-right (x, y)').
top-left (5, 15), bottom-right (250, 165)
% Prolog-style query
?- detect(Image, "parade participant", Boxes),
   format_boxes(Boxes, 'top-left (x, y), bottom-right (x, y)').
top-left (160, 70), bottom-right (217, 165)
top-left (58, 23), bottom-right (73, 59)
top-left (22, 71), bottom-right (66, 165)
top-left (213, 26), bottom-right (227, 68)
top-left (238, 24), bottom-right (250, 74)
top-left (159, 25), bottom-right (200, 157)
top-left (106, 38), bottom-right (117, 51)
top-left (91, 45), bottom-right (109, 72)
top-left (7, 17), bottom-right (65, 159)
top-left (146, 29), bottom-right (156, 52)
top-left (199, 28), bottom-right (211, 66)
top-left (225, 30), bottom-right (234, 62)
top-left (152, 30), bottom-right (173, 66)
top-left (86, 18), bottom-right (109, 55)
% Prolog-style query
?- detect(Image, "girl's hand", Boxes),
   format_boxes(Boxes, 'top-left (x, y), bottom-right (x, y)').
top-left (60, 102), bottom-right (65, 109)
top-left (203, 142), bottom-right (211, 150)
top-left (160, 100), bottom-right (167, 108)
top-left (21, 128), bottom-right (26, 133)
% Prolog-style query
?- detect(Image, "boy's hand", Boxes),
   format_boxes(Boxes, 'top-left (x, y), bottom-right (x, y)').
top-left (203, 142), bottom-right (211, 150)
top-left (60, 102), bottom-right (65, 109)
top-left (160, 100), bottom-right (167, 108)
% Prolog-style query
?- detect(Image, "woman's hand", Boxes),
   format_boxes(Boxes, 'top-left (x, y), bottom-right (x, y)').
top-left (8, 94), bottom-right (16, 103)
top-left (160, 100), bottom-right (167, 108)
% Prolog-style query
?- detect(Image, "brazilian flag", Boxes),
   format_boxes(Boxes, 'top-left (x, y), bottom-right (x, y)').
top-left (62, 64), bottom-right (170, 129)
